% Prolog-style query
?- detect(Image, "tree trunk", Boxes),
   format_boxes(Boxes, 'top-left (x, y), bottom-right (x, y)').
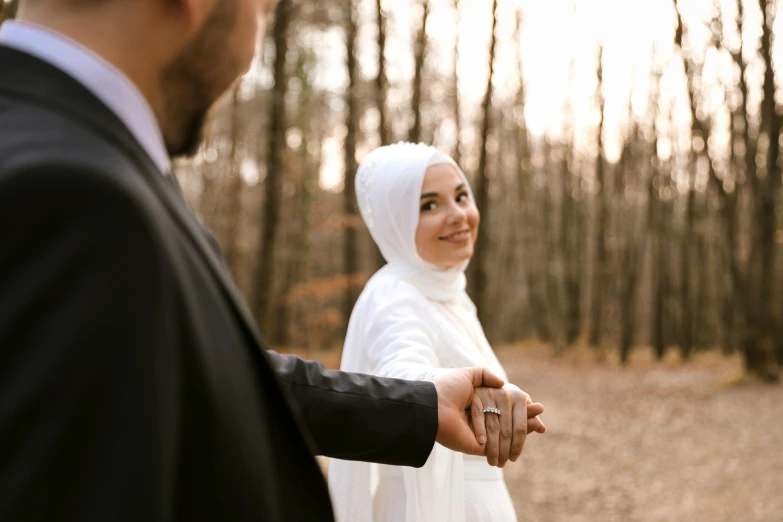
top-left (756, 0), bottom-right (781, 378)
top-left (732, 0), bottom-right (766, 377)
top-left (452, 0), bottom-right (462, 165)
top-left (619, 150), bottom-right (652, 365)
top-left (467, 0), bottom-right (498, 329)
top-left (561, 59), bottom-right (580, 346)
top-left (588, 46), bottom-right (606, 348)
top-left (671, 0), bottom-right (705, 361)
top-left (408, 0), bottom-right (430, 144)
top-left (275, 253), bottom-right (296, 345)
top-left (561, 156), bottom-right (580, 345)
top-left (293, 102), bottom-right (322, 352)
top-left (198, 138), bottom-right (218, 225)
top-left (694, 200), bottom-right (710, 348)
top-left (571, 193), bottom-right (586, 344)
top-left (375, 0), bottom-right (391, 148)
top-left (680, 182), bottom-right (695, 360)
top-left (374, 0), bottom-right (390, 269)
top-left (650, 177), bottom-right (666, 359)
top-left (342, 0), bottom-right (361, 332)
top-left (223, 85), bottom-right (245, 277)
top-left (512, 15), bottom-right (544, 341)
top-left (253, 0), bottom-right (291, 332)
top-left (543, 147), bottom-right (567, 353)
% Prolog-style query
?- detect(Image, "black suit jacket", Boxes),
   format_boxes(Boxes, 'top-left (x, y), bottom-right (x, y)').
top-left (0, 46), bottom-right (438, 521)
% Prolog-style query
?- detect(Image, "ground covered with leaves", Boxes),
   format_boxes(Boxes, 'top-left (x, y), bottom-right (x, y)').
top-left (500, 344), bottom-right (783, 522)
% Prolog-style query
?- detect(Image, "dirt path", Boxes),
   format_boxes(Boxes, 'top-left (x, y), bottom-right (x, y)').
top-left (499, 345), bottom-right (783, 522)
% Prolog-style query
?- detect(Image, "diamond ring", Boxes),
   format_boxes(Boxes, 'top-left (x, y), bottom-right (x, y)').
top-left (483, 407), bottom-right (501, 415)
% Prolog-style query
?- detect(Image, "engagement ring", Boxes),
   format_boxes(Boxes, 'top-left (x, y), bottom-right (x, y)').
top-left (482, 407), bottom-right (501, 415)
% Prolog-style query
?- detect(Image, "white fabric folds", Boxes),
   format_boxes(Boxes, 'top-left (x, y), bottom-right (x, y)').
top-left (327, 143), bottom-right (515, 522)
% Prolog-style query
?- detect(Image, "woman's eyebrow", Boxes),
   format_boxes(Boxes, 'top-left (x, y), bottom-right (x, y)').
top-left (420, 192), bottom-right (439, 199)
top-left (454, 183), bottom-right (466, 192)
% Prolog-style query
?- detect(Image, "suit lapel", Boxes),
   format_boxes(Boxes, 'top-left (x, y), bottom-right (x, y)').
top-left (130, 150), bottom-right (271, 354)
top-left (0, 45), bottom-right (269, 354)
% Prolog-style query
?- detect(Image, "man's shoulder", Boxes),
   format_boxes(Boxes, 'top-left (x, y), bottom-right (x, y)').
top-left (0, 96), bottom-right (153, 206)
top-left (0, 96), bottom-right (131, 173)
top-left (0, 106), bottom-right (166, 258)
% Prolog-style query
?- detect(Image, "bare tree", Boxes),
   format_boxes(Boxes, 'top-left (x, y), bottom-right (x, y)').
top-left (198, 136), bottom-right (217, 223)
top-left (342, 0), bottom-right (361, 328)
top-left (560, 56), bottom-right (582, 346)
top-left (375, 0), bottom-right (391, 147)
top-left (408, 0), bottom-right (430, 144)
top-left (543, 143), bottom-right (567, 354)
top-left (756, 0), bottom-right (782, 373)
top-left (588, 45), bottom-right (607, 349)
top-left (511, 9), bottom-right (548, 342)
top-left (617, 121), bottom-right (653, 364)
top-left (452, 0), bottom-right (462, 165)
top-left (675, 0), bottom-right (778, 378)
top-left (223, 84), bottom-right (245, 276)
top-left (468, 0), bottom-right (498, 328)
top-left (648, 53), bottom-right (668, 360)
top-left (253, 0), bottom-right (291, 332)
top-left (673, 0), bottom-right (719, 360)
top-left (649, 166), bottom-right (667, 360)
top-left (373, 0), bottom-right (390, 269)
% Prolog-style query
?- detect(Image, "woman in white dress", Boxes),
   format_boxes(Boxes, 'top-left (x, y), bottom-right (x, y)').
top-left (328, 143), bottom-right (544, 522)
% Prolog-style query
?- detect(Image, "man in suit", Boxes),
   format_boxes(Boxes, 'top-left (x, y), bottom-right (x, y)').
top-left (0, 0), bottom-right (544, 520)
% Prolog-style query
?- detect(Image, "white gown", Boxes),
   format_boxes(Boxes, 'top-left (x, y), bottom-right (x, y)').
top-left (373, 456), bottom-right (517, 522)
top-left (328, 270), bottom-right (518, 522)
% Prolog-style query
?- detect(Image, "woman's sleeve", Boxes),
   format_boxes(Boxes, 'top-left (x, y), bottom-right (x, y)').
top-left (361, 284), bottom-right (447, 382)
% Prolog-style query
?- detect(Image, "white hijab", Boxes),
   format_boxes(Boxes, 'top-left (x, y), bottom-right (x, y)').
top-left (328, 143), bottom-right (508, 522)
top-left (357, 142), bottom-right (470, 302)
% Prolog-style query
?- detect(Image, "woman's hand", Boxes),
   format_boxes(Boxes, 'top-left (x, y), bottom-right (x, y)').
top-left (432, 367), bottom-right (506, 456)
top-left (470, 383), bottom-right (545, 468)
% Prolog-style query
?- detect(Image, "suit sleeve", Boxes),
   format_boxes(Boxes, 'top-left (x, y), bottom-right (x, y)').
top-left (266, 351), bottom-right (439, 466)
top-left (0, 166), bottom-right (180, 521)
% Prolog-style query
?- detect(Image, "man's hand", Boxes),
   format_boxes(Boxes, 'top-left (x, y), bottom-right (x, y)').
top-left (470, 384), bottom-right (545, 468)
top-left (432, 367), bottom-right (505, 455)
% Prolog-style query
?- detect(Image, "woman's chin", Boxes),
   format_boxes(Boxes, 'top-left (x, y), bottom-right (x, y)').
top-left (438, 252), bottom-right (473, 269)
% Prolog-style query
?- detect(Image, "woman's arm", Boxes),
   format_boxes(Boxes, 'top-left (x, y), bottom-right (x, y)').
top-left (362, 285), bottom-right (445, 381)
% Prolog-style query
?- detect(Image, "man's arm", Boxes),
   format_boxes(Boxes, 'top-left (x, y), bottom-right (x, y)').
top-left (267, 352), bottom-right (511, 464)
top-left (267, 352), bottom-right (439, 466)
top-left (0, 166), bottom-right (179, 521)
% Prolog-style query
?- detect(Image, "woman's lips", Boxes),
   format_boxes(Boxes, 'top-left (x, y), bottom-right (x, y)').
top-left (439, 230), bottom-right (471, 243)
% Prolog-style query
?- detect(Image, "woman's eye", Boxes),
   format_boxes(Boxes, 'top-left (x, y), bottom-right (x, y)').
top-left (420, 201), bottom-right (437, 212)
top-left (456, 192), bottom-right (469, 203)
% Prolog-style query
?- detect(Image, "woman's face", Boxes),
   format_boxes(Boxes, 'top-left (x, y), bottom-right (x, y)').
top-left (415, 163), bottom-right (480, 268)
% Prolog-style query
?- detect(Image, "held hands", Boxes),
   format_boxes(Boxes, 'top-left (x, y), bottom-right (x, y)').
top-left (470, 383), bottom-right (545, 468)
top-left (432, 368), bottom-right (545, 467)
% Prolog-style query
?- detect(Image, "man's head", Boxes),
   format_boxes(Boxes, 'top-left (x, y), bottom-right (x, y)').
top-left (18, 0), bottom-right (278, 158)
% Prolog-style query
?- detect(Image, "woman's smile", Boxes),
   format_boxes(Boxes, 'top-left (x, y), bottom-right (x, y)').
top-left (439, 229), bottom-right (471, 243)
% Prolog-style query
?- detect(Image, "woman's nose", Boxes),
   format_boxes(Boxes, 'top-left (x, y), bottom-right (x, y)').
top-left (446, 202), bottom-right (467, 223)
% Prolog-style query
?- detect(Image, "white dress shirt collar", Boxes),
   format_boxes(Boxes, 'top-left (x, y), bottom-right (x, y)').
top-left (0, 21), bottom-right (171, 174)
